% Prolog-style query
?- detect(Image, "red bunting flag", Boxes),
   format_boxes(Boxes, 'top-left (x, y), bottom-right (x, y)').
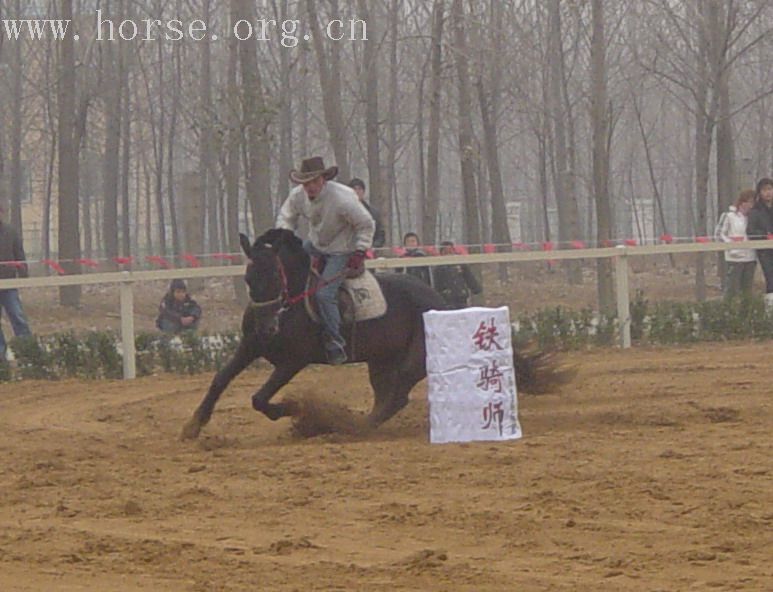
top-left (624, 238), bottom-right (638, 246)
top-left (181, 253), bottom-right (202, 267)
top-left (512, 242), bottom-right (530, 251)
top-left (1, 260), bottom-right (26, 269)
top-left (542, 241), bottom-right (554, 251)
top-left (145, 255), bottom-right (172, 268)
top-left (42, 259), bottom-right (66, 275)
top-left (210, 253), bottom-right (240, 262)
top-left (695, 236), bottom-right (710, 243)
top-left (456, 245), bottom-right (470, 255)
top-left (77, 258), bottom-right (100, 268)
top-left (392, 247), bottom-right (407, 257)
top-left (113, 256), bottom-right (133, 265)
top-left (424, 246), bottom-right (438, 256)
top-left (660, 234), bottom-right (674, 244)
top-left (483, 243), bottom-right (496, 254)
top-left (570, 240), bottom-right (586, 249)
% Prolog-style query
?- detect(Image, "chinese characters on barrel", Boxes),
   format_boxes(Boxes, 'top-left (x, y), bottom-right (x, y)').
top-left (477, 360), bottom-right (504, 393)
top-left (482, 401), bottom-right (505, 436)
top-left (472, 317), bottom-right (504, 351)
top-left (471, 318), bottom-right (506, 435)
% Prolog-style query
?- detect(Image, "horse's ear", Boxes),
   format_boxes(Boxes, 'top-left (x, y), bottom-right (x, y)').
top-left (239, 233), bottom-right (252, 258)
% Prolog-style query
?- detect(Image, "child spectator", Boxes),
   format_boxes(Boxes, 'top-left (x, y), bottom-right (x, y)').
top-left (156, 279), bottom-right (202, 333)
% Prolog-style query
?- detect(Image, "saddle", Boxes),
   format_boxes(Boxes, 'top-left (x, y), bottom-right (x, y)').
top-left (305, 268), bottom-right (387, 324)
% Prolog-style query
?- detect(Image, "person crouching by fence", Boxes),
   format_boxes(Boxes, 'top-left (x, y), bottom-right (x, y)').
top-left (156, 279), bottom-right (202, 334)
top-left (434, 241), bottom-right (482, 309)
top-left (716, 189), bottom-right (756, 300)
top-left (746, 178), bottom-right (773, 308)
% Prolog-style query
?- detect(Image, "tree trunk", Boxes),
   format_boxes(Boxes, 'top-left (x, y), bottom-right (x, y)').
top-left (226, 4), bottom-right (246, 301)
top-left (200, 0), bottom-right (217, 253)
top-left (276, 0), bottom-right (293, 203)
top-left (385, 0), bottom-right (400, 243)
top-left (168, 38), bottom-right (181, 255)
top-left (452, 0), bottom-right (480, 247)
top-left (9, 13), bottom-right (23, 234)
top-left (120, 69), bottom-right (132, 257)
top-left (57, 0), bottom-right (81, 306)
top-left (305, 0), bottom-right (350, 180)
top-left (357, 0), bottom-right (384, 235)
top-left (236, 0), bottom-right (273, 233)
top-left (548, 0), bottom-right (581, 283)
top-left (590, 0), bottom-right (614, 313)
top-left (102, 33), bottom-right (121, 264)
top-left (422, 0), bottom-right (444, 245)
top-left (476, 1), bottom-right (511, 257)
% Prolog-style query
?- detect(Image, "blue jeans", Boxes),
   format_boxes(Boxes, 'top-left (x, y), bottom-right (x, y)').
top-left (303, 241), bottom-right (349, 351)
top-left (0, 289), bottom-right (32, 357)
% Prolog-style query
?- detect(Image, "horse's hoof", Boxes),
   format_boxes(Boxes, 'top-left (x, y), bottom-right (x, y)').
top-left (181, 417), bottom-right (202, 440)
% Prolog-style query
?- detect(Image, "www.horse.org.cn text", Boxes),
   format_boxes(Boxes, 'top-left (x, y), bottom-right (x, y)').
top-left (1, 10), bottom-right (368, 47)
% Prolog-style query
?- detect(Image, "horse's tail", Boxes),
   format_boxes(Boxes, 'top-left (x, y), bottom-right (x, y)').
top-left (513, 345), bottom-right (577, 394)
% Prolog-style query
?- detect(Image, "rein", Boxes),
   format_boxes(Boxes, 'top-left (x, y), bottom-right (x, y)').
top-left (249, 251), bottom-right (347, 314)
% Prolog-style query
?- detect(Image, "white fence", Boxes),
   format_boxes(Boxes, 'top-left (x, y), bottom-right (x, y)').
top-left (1, 240), bottom-right (770, 379)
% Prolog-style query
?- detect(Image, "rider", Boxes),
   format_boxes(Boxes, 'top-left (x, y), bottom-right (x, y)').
top-left (276, 157), bottom-right (375, 365)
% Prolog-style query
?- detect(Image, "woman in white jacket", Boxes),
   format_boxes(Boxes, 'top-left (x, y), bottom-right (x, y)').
top-left (716, 189), bottom-right (756, 299)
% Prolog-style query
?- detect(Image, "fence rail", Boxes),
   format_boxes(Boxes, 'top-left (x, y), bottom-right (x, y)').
top-left (3, 240), bottom-right (771, 379)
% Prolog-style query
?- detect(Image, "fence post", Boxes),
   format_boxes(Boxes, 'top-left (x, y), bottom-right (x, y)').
top-left (119, 277), bottom-right (137, 379)
top-left (614, 247), bottom-right (631, 349)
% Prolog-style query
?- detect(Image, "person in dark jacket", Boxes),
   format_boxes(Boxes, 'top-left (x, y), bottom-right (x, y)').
top-left (156, 279), bottom-right (202, 333)
top-left (399, 232), bottom-right (433, 286)
top-left (0, 204), bottom-right (32, 359)
top-left (348, 178), bottom-right (386, 248)
top-left (434, 240), bottom-right (482, 309)
top-left (746, 177), bottom-right (773, 308)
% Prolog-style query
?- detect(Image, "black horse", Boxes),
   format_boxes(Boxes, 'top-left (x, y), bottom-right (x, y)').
top-left (182, 228), bottom-right (559, 439)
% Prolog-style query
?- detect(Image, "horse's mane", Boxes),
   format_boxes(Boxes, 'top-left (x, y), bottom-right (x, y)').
top-left (255, 228), bottom-right (304, 253)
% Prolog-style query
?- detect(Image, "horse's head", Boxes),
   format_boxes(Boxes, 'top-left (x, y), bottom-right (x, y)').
top-left (239, 229), bottom-right (306, 337)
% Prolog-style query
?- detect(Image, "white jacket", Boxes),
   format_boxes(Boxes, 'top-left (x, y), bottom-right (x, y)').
top-left (276, 180), bottom-right (375, 254)
top-left (715, 206), bottom-right (756, 263)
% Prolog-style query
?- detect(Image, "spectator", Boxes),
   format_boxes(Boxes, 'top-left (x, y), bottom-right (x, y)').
top-left (399, 232), bottom-right (432, 286)
top-left (156, 279), bottom-right (202, 334)
top-left (434, 240), bottom-right (482, 309)
top-left (746, 177), bottom-right (773, 308)
top-left (0, 204), bottom-right (32, 359)
top-left (348, 178), bottom-right (386, 248)
top-left (715, 189), bottom-right (756, 299)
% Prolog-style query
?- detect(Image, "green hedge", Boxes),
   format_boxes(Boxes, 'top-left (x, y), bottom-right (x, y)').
top-left (513, 291), bottom-right (773, 349)
top-left (2, 330), bottom-right (240, 382)
top-left (2, 294), bottom-right (771, 382)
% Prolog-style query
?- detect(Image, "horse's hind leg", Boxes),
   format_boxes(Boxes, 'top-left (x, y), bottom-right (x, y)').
top-left (366, 362), bottom-right (397, 426)
top-left (367, 334), bottom-right (427, 428)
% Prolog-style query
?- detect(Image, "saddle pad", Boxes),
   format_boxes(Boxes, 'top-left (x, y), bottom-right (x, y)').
top-left (344, 271), bottom-right (387, 321)
top-left (305, 271), bottom-right (387, 323)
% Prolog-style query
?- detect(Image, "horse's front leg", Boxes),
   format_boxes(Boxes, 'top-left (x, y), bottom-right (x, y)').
top-left (181, 338), bottom-right (259, 440)
top-left (251, 363), bottom-right (305, 421)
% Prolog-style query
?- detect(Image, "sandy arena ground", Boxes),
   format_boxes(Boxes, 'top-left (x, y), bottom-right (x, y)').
top-left (0, 343), bottom-right (770, 591)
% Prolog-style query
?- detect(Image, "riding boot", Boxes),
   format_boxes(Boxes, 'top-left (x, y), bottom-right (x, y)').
top-left (323, 335), bottom-right (348, 365)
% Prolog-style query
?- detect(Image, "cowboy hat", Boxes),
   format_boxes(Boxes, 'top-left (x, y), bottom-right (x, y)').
top-left (289, 156), bottom-right (338, 184)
